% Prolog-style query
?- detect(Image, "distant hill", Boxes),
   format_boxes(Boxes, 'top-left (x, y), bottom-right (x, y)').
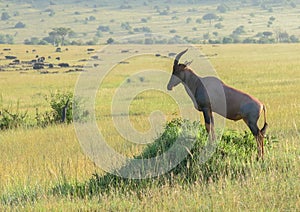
top-left (11, 0), bottom-right (300, 7)
top-left (0, 0), bottom-right (299, 45)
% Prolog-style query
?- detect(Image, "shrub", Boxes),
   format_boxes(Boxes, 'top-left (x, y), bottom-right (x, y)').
top-left (141, 18), bottom-right (148, 23)
top-left (0, 91), bottom-right (89, 130)
top-left (97, 25), bottom-right (110, 32)
top-left (217, 4), bottom-right (229, 13)
top-left (14, 21), bottom-right (26, 28)
top-left (232, 25), bottom-right (245, 35)
top-left (214, 23), bottom-right (224, 29)
top-left (1, 12), bottom-right (10, 21)
top-left (89, 16), bottom-right (96, 21)
top-left (290, 35), bottom-right (299, 43)
top-left (36, 91), bottom-right (89, 127)
top-left (243, 37), bottom-right (257, 43)
top-left (0, 34), bottom-right (14, 44)
top-left (222, 37), bottom-right (233, 44)
top-left (196, 18), bottom-right (202, 24)
top-left (0, 102), bottom-right (30, 130)
top-left (51, 118), bottom-right (275, 198)
top-left (290, 1), bottom-right (296, 8)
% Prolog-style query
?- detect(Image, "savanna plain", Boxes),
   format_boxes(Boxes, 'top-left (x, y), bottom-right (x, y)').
top-left (0, 44), bottom-right (299, 211)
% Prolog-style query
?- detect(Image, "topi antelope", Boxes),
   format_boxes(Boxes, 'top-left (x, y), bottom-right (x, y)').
top-left (167, 49), bottom-right (268, 159)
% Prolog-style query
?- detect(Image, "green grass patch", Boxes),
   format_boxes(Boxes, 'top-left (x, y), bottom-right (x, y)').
top-left (49, 118), bottom-right (276, 200)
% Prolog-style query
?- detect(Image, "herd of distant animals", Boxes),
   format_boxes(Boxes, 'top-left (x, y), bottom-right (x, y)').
top-left (0, 47), bottom-right (95, 72)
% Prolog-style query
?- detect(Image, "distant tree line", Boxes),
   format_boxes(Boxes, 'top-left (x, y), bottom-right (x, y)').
top-left (203, 30), bottom-right (299, 44)
top-left (23, 27), bottom-right (99, 46)
top-left (0, 9), bottom-right (287, 46)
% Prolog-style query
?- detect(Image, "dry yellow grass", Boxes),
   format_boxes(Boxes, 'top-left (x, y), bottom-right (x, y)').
top-left (0, 44), bottom-right (299, 210)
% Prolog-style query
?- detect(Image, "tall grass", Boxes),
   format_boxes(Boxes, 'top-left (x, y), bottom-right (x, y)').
top-left (1, 118), bottom-right (277, 206)
top-left (0, 44), bottom-right (299, 210)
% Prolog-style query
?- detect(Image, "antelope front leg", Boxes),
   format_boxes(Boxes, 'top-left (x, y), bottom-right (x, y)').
top-left (202, 108), bottom-right (215, 141)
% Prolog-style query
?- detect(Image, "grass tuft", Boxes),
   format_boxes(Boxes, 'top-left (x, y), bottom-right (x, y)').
top-left (1, 186), bottom-right (40, 207)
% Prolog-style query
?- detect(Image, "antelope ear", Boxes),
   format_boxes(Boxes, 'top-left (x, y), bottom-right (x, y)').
top-left (184, 60), bottom-right (193, 66)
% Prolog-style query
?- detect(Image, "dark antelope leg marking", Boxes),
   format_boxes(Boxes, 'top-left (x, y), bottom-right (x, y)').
top-left (247, 121), bottom-right (264, 159)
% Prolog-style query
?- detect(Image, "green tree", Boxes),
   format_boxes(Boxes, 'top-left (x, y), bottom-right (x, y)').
top-left (43, 31), bottom-right (59, 46)
top-left (52, 27), bottom-right (73, 46)
top-left (263, 31), bottom-right (273, 38)
top-left (202, 13), bottom-right (218, 26)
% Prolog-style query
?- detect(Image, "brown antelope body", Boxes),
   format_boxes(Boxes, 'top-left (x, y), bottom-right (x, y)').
top-left (167, 49), bottom-right (268, 159)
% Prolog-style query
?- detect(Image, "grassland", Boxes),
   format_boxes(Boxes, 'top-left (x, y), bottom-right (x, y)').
top-left (0, 43), bottom-right (299, 210)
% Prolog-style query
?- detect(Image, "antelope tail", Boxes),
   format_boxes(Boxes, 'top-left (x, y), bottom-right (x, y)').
top-left (260, 105), bottom-right (268, 135)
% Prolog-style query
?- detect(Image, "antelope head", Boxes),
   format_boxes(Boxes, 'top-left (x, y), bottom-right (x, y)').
top-left (167, 49), bottom-right (190, 90)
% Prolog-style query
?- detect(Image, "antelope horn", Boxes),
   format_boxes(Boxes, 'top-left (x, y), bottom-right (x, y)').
top-left (174, 49), bottom-right (188, 66)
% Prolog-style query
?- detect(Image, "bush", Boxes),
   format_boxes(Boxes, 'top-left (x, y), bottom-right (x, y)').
top-left (51, 118), bottom-right (275, 198)
top-left (214, 23), bottom-right (224, 29)
top-left (0, 91), bottom-right (89, 130)
top-left (217, 4), bottom-right (229, 13)
top-left (232, 25), bottom-right (245, 35)
top-left (89, 16), bottom-right (96, 21)
top-left (258, 37), bottom-right (275, 44)
top-left (35, 91), bottom-right (72, 126)
top-left (290, 35), bottom-right (299, 43)
top-left (196, 18), bottom-right (202, 24)
top-left (133, 27), bottom-right (151, 33)
top-left (24, 37), bottom-right (40, 45)
top-left (46, 92), bottom-right (71, 124)
top-left (290, 1), bottom-right (296, 8)
top-left (1, 12), bottom-right (10, 21)
top-left (0, 34), bottom-right (14, 44)
top-left (141, 18), bottom-right (148, 23)
top-left (97, 25), bottom-right (110, 32)
top-left (14, 21), bottom-right (26, 28)
top-left (0, 102), bottom-right (30, 130)
top-left (243, 37), bottom-right (257, 43)
top-left (36, 91), bottom-right (89, 127)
